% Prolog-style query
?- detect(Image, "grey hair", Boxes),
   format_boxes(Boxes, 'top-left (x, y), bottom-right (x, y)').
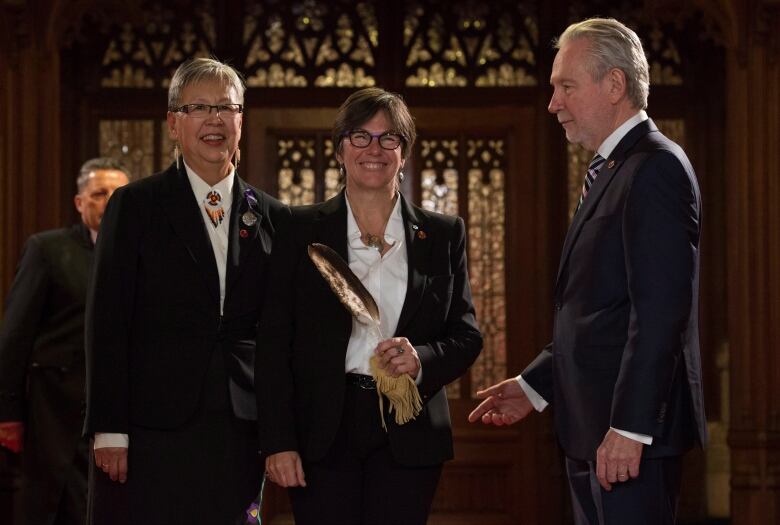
top-left (555, 18), bottom-right (650, 110)
top-left (76, 157), bottom-right (130, 192)
top-left (167, 57), bottom-right (246, 111)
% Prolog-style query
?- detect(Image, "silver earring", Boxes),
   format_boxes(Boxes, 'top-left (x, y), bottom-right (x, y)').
top-left (339, 165), bottom-right (345, 178)
top-left (398, 170), bottom-right (405, 182)
top-left (174, 144), bottom-right (180, 170)
top-left (234, 148), bottom-right (241, 171)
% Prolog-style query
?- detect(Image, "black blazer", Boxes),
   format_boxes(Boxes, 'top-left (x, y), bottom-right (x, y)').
top-left (256, 192), bottom-right (482, 467)
top-left (0, 224), bottom-right (93, 521)
top-left (523, 119), bottom-right (707, 461)
top-left (84, 163), bottom-right (288, 435)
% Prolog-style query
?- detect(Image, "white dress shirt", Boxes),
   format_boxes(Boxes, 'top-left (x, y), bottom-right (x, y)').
top-left (184, 162), bottom-right (234, 315)
top-left (517, 110), bottom-right (653, 446)
top-left (344, 194), bottom-right (408, 376)
top-left (94, 163), bottom-right (234, 450)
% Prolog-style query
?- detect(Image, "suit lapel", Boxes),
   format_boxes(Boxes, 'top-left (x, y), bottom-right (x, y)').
top-left (225, 177), bottom-right (269, 298)
top-left (314, 191), bottom-right (349, 261)
top-left (313, 192), bottom-right (352, 335)
top-left (395, 194), bottom-right (429, 336)
top-left (160, 164), bottom-right (220, 303)
top-left (555, 119), bottom-right (656, 287)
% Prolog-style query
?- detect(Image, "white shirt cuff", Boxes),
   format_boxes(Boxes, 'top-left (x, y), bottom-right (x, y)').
top-left (516, 374), bottom-right (548, 412)
top-left (610, 427), bottom-right (653, 445)
top-left (94, 432), bottom-right (129, 449)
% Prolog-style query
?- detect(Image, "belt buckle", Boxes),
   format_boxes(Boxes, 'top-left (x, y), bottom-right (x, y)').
top-left (348, 373), bottom-right (376, 390)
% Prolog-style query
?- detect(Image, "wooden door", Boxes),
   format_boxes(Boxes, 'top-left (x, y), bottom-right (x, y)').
top-left (246, 105), bottom-right (566, 525)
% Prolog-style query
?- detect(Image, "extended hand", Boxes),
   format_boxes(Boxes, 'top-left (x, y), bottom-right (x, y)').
top-left (94, 446), bottom-right (128, 483)
top-left (0, 421), bottom-right (24, 453)
top-left (265, 451), bottom-right (306, 488)
top-left (468, 378), bottom-right (533, 425)
top-left (596, 429), bottom-right (643, 491)
top-left (375, 337), bottom-right (420, 379)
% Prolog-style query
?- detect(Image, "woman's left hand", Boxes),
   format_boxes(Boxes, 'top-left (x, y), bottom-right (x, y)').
top-left (375, 337), bottom-right (420, 379)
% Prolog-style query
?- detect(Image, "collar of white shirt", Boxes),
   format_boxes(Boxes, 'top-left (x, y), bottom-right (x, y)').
top-left (596, 110), bottom-right (648, 160)
top-left (183, 160), bottom-right (235, 214)
top-left (345, 192), bottom-right (405, 251)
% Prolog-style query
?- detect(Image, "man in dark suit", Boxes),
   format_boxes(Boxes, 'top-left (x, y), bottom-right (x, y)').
top-left (0, 158), bottom-right (129, 525)
top-left (84, 58), bottom-right (288, 525)
top-left (469, 18), bottom-right (706, 524)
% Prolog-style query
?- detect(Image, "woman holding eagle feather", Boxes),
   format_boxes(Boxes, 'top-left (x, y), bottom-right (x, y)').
top-left (256, 87), bottom-right (483, 525)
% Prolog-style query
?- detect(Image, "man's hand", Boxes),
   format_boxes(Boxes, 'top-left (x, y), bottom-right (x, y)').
top-left (265, 451), bottom-right (306, 488)
top-left (468, 378), bottom-right (534, 425)
top-left (94, 447), bottom-right (128, 483)
top-left (0, 421), bottom-right (24, 453)
top-left (596, 429), bottom-right (643, 491)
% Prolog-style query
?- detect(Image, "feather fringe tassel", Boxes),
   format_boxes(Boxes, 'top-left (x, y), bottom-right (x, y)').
top-left (370, 355), bottom-right (423, 430)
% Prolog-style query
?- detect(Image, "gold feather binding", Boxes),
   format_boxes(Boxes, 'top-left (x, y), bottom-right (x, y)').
top-left (307, 243), bottom-right (422, 429)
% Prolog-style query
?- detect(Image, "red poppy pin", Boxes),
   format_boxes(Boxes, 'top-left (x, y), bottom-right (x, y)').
top-left (239, 229), bottom-right (249, 238)
top-left (417, 230), bottom-right (427, 240)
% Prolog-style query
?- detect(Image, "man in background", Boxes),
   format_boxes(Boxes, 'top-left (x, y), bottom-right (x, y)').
top-left (0, 158), bottom-right (129, 525)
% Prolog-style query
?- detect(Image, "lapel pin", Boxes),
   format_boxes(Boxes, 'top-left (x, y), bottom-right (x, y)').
top-left (239, 229), bottom-right (249, 238)
top-left (241, 211), bottom-right (258, 227)
top-left (412, 224), bottom-right (419, 230)
top-left (607, 159), bottom-right (616, 169)
top-left (417, 230), bottom-right (427, 240)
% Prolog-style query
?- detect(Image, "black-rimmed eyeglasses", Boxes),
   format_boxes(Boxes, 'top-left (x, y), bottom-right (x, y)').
top-left (174, 103), bottom-right (243, 118)
top-left (343, 130), bottom-right (405, 150)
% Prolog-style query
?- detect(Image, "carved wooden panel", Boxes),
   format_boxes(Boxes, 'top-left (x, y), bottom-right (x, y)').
top-left (403, 0), bottom-right (539, 87)
top-left (243, 0), bottom-right (378, 87)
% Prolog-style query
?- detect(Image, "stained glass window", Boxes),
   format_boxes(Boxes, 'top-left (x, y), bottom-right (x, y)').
top-left (404, 1), bottom-right (538, 87)
top-left (420, 139), bottom-right (459, 216)
top-left (99, 120), bottom-right (154, 180)
top-left (323, 139), bottom-right (343, 200)
top-left (243, 0), bottom-right (378, 87)
top-left (277, 137), bottom-right (317, 205)
top-left (418, 134), bottom-right (507, 398)
top-left (419, 136), bottom-right (462, 398)
top-left (466, 139), bottom-right (507, 397)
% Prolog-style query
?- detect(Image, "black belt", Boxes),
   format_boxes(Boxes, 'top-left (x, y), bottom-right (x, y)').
top-left (346, 373), bottom-right (376, 390)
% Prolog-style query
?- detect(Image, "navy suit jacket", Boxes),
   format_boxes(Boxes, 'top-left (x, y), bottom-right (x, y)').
top-left (523, 119), bottom-right (707, 461)
top-left (256, 192), bottom-right (482, 467)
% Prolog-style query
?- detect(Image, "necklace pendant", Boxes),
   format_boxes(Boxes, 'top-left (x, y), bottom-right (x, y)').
top-left (365, 234), bottom-right (383, 251)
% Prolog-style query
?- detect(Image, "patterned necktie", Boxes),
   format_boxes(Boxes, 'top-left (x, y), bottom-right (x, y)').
top-left (575, 154), bottom-right (606, 214)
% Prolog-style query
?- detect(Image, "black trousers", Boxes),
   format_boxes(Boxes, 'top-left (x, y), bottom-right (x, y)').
top-left (87, 345), bottom-right (262, 525)
top-left (14, 437), bottom-right (88, 525)
top-left (565, 455), bottom-right (682, 525)
top-left (289, 379), bottom-right (442, 525)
